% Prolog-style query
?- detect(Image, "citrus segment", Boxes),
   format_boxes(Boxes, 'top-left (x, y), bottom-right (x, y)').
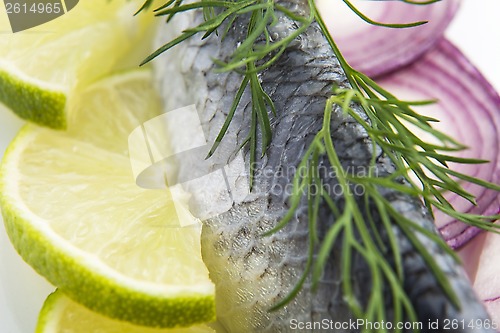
top-left (0, 0), bottom-right (157, 128)
top-left (36, 290), bottom-right (216, 333)
top-left (0, 71), bottom-right (215, 327)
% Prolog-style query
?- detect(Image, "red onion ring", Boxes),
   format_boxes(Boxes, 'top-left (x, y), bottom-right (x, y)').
top-left (376, 38), bottom-right (500, 249)
top-left (317, 0), bottom-right (460, 77)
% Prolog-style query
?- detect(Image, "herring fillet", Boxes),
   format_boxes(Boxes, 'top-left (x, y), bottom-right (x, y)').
top-left (153, 2), bottom-right (492, 332)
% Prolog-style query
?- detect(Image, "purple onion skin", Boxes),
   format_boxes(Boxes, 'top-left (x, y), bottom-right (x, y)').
top-left (320, 0), bottom-right (460, 77)
top-left (376, 39), bottom-right (500, 249)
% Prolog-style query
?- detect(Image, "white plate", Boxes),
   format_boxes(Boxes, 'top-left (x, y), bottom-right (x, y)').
top-left (0, 106), bottom-right (54, 332)
top-left (1, 1), bottom-right (499, 332)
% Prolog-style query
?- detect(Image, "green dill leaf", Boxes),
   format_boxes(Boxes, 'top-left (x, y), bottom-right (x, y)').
top-left (342, 0), bottom-right (428, 28)
top-left (135, 0), bottom-right (156, 15)
top-left (207, 75), bottom-right (250, 158)
top-left (141, 30), bottom-right (197, 65)
top-left (154, 1), bottom-right (234, 16)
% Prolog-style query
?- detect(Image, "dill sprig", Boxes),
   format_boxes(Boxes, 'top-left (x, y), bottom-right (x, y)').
top-left (140, 0), bottom-right (500, 331)
top-left (141, 0), bottom-right (314, 186)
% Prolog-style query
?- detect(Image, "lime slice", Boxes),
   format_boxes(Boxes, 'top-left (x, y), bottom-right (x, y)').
top-left (0, 0), bottom-right (157, 129)
top-left (0, 70), bottom-right (215, 327)
top-left (36, 290), bottom-right (215, 333)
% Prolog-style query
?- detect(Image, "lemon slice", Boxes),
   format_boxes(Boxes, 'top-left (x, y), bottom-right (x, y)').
top-left (36, 290), bottom-right (215, 333)
top-left (0, 70), bottom-right (215, 327)
top-left (0, 0), bottom-right (157, 129)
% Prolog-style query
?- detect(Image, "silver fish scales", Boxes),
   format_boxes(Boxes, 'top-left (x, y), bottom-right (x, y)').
top-left (153, 2), bottom-right (492, 332)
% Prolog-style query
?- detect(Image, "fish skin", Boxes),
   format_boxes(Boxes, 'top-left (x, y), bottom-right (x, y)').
top-left (153, 4), bottom-right (493, 332)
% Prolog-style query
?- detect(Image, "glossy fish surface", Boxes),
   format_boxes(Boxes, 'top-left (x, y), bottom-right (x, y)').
top-left (153, 2), bottom-right (492, 332)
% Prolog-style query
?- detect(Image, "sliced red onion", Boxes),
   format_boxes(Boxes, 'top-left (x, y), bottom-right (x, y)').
top-left (376, 38), bottom-right (500, 249)
top-left (317, 0), bottom-right (460, 77)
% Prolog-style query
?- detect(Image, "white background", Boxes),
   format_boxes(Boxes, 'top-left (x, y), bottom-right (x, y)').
top-left (0, 1), bottom-right (499, 332)
top-left (447, 1), bottom-right (500, 92)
